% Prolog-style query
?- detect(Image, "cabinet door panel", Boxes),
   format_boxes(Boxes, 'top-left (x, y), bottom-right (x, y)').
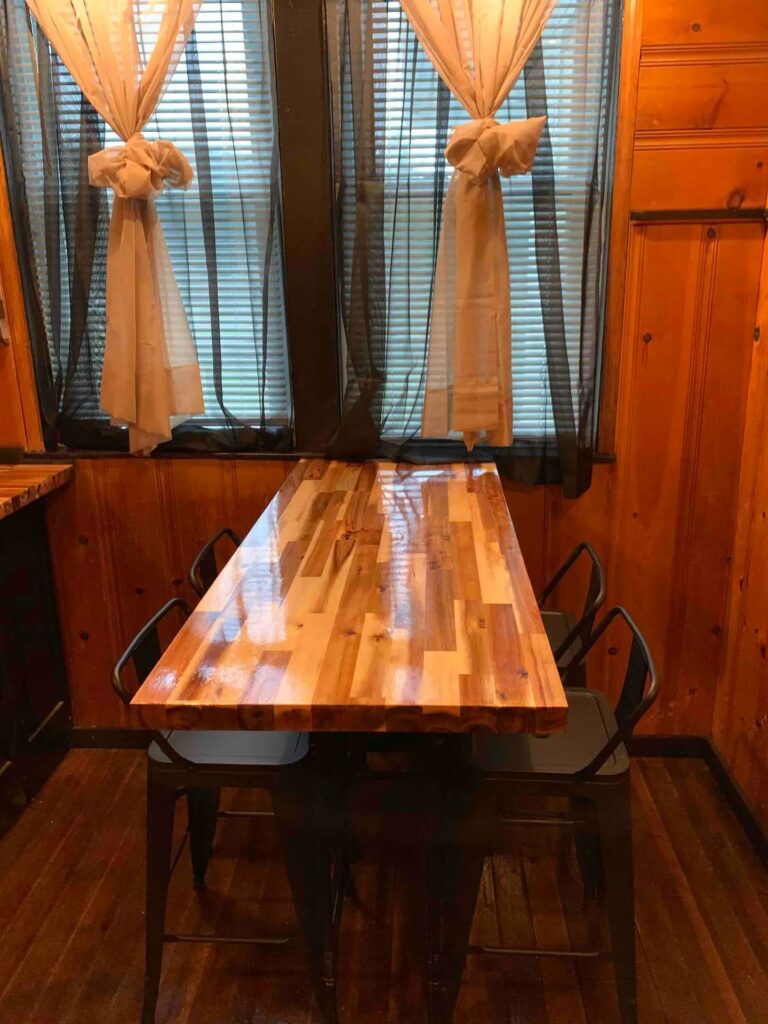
top-left (0, 503), bottom-right (67, 751)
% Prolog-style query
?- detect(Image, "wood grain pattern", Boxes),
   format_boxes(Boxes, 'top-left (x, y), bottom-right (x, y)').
top-left (0, 464), bottom-right (72, 520)
top-left (630, 136), bottom-right (768, 211)
top-left (44, 457), bottom-right (292, 728)
top-left (636, 52), bottom-right (768, 132)
top-left (641, 1), bottom-right (768, 47)
top-left (598, 0), bottom-right (644, 452)
top-left (131, 461), bottom-right (567, 733)
top-left (605, 221), bottom-right (762, 734)
top-left (714, 229), bottom-right (768, 833)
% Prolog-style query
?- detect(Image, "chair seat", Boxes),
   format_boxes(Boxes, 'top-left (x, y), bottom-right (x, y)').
top-left (470, 689), bottom-right (628, 777)
top-left (541, 609), bottom-right (581, 667)
top-left (149, 730), bottom-right (309, 767)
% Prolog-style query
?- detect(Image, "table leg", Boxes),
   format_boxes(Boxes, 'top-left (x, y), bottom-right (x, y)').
top-left (426, 741), bottom-right (489, 1024)
top-left (272, 741), bottom-right (346, 1024)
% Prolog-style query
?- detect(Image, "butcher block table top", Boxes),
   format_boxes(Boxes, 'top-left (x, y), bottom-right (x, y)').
top-left (0, 463), bottom-right (73, 521)
top-left (132, 460), bottom-right (567, 733)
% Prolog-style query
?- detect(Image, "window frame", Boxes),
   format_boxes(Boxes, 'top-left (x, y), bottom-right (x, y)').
top-left (1, 0), bottom-right (623, 459)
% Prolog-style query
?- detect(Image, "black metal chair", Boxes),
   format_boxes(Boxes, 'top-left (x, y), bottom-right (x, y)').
top-left (427, 606), bottom-right (657, 1024)
top-left (188, 527), bottom-right (242, 598)
top-left (538, 542), bottom-right (606, 682)
top-left (113, 598), bottom-right (342, 1024)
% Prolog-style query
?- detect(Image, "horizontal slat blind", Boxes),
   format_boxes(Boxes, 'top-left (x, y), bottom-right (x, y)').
top-left (3, 0), bottom-right (291, 429)
top-left (334, 0), bottom-right (614, 441)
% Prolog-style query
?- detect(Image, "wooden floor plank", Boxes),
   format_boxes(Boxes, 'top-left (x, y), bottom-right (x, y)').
top-left (668, 760), bottom-right (768, 960)
top-left (0, 752), bottom-right (766, 1024)
top-left (641, 760), bottom-right (768, 1023)
top-left (633, 766), bottom-right (750, 1024)
top-left (523, 846), bottom-right (589, 1024)
top-left (491, 850), bottom-right (552, 1024)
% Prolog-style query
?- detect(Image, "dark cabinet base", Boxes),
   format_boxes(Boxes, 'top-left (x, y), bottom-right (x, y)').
top-left (0, 501), bottom-right (70, 834)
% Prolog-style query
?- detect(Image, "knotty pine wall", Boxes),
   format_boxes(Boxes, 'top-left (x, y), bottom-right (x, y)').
top-left (0, 1), bottom-right (766, 823)
top-left (713, 231), bottom-right (768, 831)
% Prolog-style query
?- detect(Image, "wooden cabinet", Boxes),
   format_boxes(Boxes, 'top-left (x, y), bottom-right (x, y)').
top-left (0, 500), bottom-right (69, 826)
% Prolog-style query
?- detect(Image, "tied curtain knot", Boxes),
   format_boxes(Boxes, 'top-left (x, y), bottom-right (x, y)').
top-left (88, 134), bottom-right (193, 200)
top-left (445, 115), bottom-right (547, 186)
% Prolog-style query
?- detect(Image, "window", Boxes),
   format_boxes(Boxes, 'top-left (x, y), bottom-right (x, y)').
top-left (1, 0), bottom-right (616, 482)
top-left (330, 0), bottom-right (617, 445)
top-left (0, 0), bottom-right (290, 443)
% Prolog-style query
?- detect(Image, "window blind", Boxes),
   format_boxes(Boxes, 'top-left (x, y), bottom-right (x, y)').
top-left (1, 0), bottom-right (291, 437)
top-left (331, 0), bottom-right (615, 443)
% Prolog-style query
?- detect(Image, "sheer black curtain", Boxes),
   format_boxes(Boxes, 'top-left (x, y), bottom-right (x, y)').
top-left (328, 0), bottom-right (620, 497)
top-left (327, 0), bottom-right (450, 459)
top-left (0, 0), bottom-right (290, 453)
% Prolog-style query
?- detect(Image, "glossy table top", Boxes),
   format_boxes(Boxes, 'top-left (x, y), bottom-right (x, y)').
top-left (0, 463), bottom-right (72, 521)
top-left (132, 460), bottom-right (567, 732)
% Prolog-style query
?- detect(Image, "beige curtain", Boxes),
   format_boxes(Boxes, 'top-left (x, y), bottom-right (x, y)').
top-left (399, 0), bottom-right (556, 450)
top-left (24, 0), bottom-right (204, 453)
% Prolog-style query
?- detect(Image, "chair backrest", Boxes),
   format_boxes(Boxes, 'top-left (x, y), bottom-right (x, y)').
top-left (563, 605), bottom-right (658, 778)
top-left (112, 598), bottom-right (194, 767)
top-left (189, 527), bottom-right (242, 598)
top-left (537, 542), bottom-right (606, 663)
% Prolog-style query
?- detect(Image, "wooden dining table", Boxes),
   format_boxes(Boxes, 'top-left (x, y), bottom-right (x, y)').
top-left (132, 459), bottom-right (567, 734)
top-left (131, 458), bottom-right (568, 1022)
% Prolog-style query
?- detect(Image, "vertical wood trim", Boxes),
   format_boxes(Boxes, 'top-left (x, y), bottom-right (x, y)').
top-left (0, 140), bottom-right (43, 450)
top-left (598, 0), bottom-right (644, 453)
top-left (605, 222), bottom-right (646, 707)
top-left (661, 225), bottom-right (719, 719)
top-left (271, 0), bottom-right (341, 450)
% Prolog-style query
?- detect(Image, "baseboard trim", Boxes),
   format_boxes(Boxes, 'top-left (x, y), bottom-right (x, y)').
top-left (70, 728), bottom-right (150, 750)
top-left (701, 742), bottom-right (768, 869)
top-left (626, 735), bottom-right (710, 758)
top-left (627, 733), bottom-right (768, 869)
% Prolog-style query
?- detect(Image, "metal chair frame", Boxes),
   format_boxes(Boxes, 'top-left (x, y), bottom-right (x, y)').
top-left (426, 606), bottom-right (657, 1024)
top-left (537, 541), bottom-right (607, 670)
top-left (113, 598), bottom-right (342, 1024)
top-left (188, 526), bottom-right (243, 598)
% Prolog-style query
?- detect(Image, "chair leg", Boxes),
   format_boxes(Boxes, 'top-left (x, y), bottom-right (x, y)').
top-left (187, 786), bottom-right (221, 890)
top-left (596, 782), bottom-right (637, 1024)
top-left (142, 774), bottom-right (177, 1024)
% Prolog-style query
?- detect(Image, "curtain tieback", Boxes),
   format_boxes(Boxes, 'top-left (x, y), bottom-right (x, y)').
top-left (445, 115), bottom-right (547, 186)
top-left (88, 133), bottom-right (193, 200)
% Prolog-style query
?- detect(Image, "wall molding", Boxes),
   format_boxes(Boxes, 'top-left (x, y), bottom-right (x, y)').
top-left (634, 128), bottom-right (768, 149)
top-left (640, 42), bottom-right (768, 67)
top-left (70, 728), bottom-right (150, 749)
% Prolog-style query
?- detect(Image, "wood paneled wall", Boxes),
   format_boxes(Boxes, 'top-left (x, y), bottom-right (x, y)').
top-left (45, 458), bottom-right (289, 727)
top-left (619, 0), bottom-right (768, 821)
top-left (714, 232), bottom-right (768, 830)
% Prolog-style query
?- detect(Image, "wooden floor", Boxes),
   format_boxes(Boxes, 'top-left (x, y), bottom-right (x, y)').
top-left (0, 750), bottom-right (766, 1024)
